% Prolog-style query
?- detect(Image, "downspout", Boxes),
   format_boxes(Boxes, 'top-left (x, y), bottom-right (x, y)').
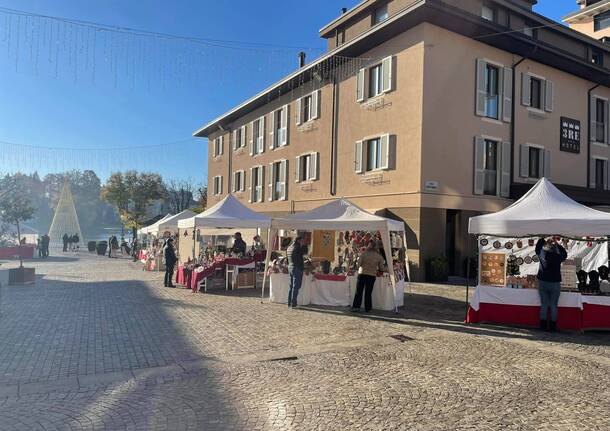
top-left (330, 75), bottom-right (339, 196)
top-left (588, 84), bottom-right (601, 189)
top-left (510, 57), bottom-right (527, 186)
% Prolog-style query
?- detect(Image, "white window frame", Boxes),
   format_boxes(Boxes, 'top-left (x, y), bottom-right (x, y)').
top-left (295, 152), bottom-right (319, 183)
top-left (232, 170), bottom-right (246, 193)
top-left (481, 136), bottom-right (501, 196)
top-left (592, 156), bottom-right (609, 190)
top-left (476, 58), bottom-right (512, 123)
top-left (233, 126), bottom-right (247, 151)
top-left (269, 159), bottom-right (288, 201)
top-left (356, 56), bottom-right (394, 103)
top-left (249, 165), bottom-right (264, 203)
top-left (213, 136), bottom-right (224, 158)
top-left (212, 175), bottom-right (223, 196)
top-left (373, 4), bottom-right (388, 24)
top-left (592, 95), bottom-right (609, 146)
top-left (271, 105), bottom-right (289, 149)
top-left (519, 143), bottom-right (550, 180)
top-left (369, 63), bottom-right (383, 99)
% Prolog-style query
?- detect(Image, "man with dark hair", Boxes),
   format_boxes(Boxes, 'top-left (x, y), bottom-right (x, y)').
top-left (163, 238), bottom-right (177, 288)
top-left (42, 234), bottom-right (50, 258)
top-left (231, 232), bottom-right (247, 257)
top-left (62, 233), bottom-right (68, 252)
top-left (287, 236), bottom-right (306, 308)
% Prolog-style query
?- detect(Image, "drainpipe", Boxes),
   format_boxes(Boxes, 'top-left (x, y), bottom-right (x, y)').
top-left (588, 84), bottom-right (600, 189)
top-left (510, 57), bottom-right (527, 187)
top-left (330, 74), bottom-right (339, 196)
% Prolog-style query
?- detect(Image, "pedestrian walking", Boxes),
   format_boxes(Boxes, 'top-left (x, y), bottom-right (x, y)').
top-left (62, 233), bottom-right (69, 252)
top-left (163, 238), bottom-right (177, 288)
top-left (352, 240), bottom-right (386, 313)
top-left (37, 238), bottom-right (43, 258)
top-left (287, 236), bottom-right (306, 308)
top-left (535, 237), bottom-right (568, 331)
top-left (42, 234), bottom-right (50, 258)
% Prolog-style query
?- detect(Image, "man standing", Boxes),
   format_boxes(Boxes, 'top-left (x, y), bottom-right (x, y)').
top-left (287, 236), bottom-right (306, 308)
top-left (42, 234), bottom-right (50, 258)
top-left (231, 232), bottom-right (247, 257)
top-left (62, 233), bottom-right (68, 252)
top-left (163, 238), bottom-right (177, 288)
top-left (352, 240), bottom-right (386, 313)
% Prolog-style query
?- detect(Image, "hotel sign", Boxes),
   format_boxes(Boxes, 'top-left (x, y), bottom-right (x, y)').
top-left (560, 117), bottom-right (581, 154)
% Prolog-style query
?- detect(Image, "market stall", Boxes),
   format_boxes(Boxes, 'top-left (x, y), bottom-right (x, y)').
top-left (263, 198), bottom-right (408, 311)
top-left (467, 178), bottom-right (610, 331)
top-left (176, 195), bottom-right (270, 292)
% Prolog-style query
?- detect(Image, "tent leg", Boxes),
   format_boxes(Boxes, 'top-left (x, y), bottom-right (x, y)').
top-left (261, 228), bottom-right (275, 304)
top-left (465, 235), bottom-right (473, 320)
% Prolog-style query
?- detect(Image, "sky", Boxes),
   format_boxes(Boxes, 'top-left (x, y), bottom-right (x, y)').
top-left (0, 0), bottom-right (578, 184)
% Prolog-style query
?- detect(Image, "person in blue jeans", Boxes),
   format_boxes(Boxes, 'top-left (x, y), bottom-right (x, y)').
top-left (535, 237), bottom-right (567, 332)
top-left (287, 236), bottom-right (306, 308)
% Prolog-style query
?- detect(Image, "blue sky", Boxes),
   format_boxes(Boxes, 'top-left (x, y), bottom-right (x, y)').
top-left (0, 0), bottom-right (578, 184)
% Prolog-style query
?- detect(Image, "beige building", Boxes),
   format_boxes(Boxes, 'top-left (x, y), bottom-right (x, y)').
top-left (195, 0), bottom-right (610, 281)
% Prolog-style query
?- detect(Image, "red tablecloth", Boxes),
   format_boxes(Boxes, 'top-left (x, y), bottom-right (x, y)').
top-left (189, 257), bottom-right (257, 292)
top-left (466, 304), bottom-right (582, 330)
top-left (582, 303), bottom-right (610, 330)
top-left (314, 273), bottom-right (347, 282)
top-left (0, 246), bottom-right (35, 259)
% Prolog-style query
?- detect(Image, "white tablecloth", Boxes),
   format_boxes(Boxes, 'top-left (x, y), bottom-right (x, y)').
top-left (581, 295), bottom-right (610, 306)
top-left (269, 273), bottom-right (404, 311)
top-left (470, 286), bottom-right (583, 311)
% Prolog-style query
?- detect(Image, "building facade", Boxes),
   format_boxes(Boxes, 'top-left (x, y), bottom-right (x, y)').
top-left (196, 0), bottom-right (610, 281)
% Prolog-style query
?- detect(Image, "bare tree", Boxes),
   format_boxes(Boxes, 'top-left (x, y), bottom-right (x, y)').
top-left (165, 179), bottom-right (195, 214)
top-left (195, 183), bottom-right (208, 211)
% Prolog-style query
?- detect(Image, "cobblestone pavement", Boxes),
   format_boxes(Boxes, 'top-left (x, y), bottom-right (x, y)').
top-left (0, 253), bottom-right (608, 430)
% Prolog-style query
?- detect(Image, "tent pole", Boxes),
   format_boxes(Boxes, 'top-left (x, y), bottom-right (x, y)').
top-left (401, 230), bottom-right (411, 293)
top-left (382, 226), bottom-right (398, 313)
top-left (261, 227), bottom-right (275, 304)
top-left (465, 235), bottom-right (473, 318)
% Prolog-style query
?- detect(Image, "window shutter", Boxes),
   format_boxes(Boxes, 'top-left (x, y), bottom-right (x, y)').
top-left (241, 126), bottom-right (246, 148)
top-left (232, 172), bottom-right (236, 193)
top-left (355, 141), bottom-right (364, 173)
top-left (259, 117), bottom-right (266, 153)
top-left (475, 59), bottom-right (487, 116)
top-left (501, 141), bottom-right (511, 197)
top-left (281, 160), bottom-right (288, 200)
top-left (311, 90), bottom-right (320, 120)
top-left (357, 68), bottom-right (366, 102)
top-left (269, 112), bottom-right (275, 149)
top-left (544, 80), bottom-right (554, 113)
top-left (232, 130), bottom-right (238, 151)
top-left (544, 149), bottom-right (551, 180)
top-left (382, 56), bottom-right (394, 93)
top-left (249, 168), bottom-right (254, 202)
top-left (474, 137), bottom-right (486, 195)
top-left (604, 101), bottom-right (610, 144)
top-left (590, 97), bottom-right (597, 143)
top-left (521, 73), bottom-right (531, 107)
top-left (606, 100), bottom-right (610, 145)
top-left (520, 145), bottom-right (529, 177)
top-left (502, 67), bottom-right (512, 123)
top-left (295, 156), bottom-right (302, 183)
top-left (590, 158), bottom-right (596, 189)
top-left (296, 98), bottom-right (302, 125)
top-left (311, 152), bottom-right (319, 180)
top-left (258, 166), bottom-right (265, 202)
top-left (219, 176), bottom-right (223, 195)
top-left (220, 136), bottom-right (224, 155)
top-left (241, 171), bottom-right (246, 192)
top-left (281, 105), bottom-right (289, 146)
top-left (249, 122), bottom-right (255, 155)
top-left (268, 163), bottom-right (274, 201)
top-left (380, 134), bottom-right (390, 169)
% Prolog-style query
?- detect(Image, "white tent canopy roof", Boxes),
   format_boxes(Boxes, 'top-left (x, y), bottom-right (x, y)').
top-left (178, 195), bottom-right (271, 229)
top-left (138, 214), bottom-right (172, 235)
top-left (469, 178), bottom-right (610, 237)
top-left (271, 198), bottom-right (405, 232)
top-left (155, 209), bottom-right (198, 233)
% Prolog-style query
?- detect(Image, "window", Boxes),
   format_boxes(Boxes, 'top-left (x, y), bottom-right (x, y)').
top-left (373, 5), bottom-right (389, 24)
top-left (483, 140), bottom-right (498, 196)
top-left (596, 159), bottom-right (606, 191)
top-left (251, 117), bottom-right (265, 155)
top-left (232, 171), bottom-right (245, 193)
top-left (369, 64), bottom-right (383, 98)
top-left (212, 176), bottom-right (223, 196)
top-left (213, 136), bottom-right (224, 157)
top-left (272, 106), bottom-right (288, 148)
top-left (530, 77), bottom-right (543, 110)
top-left (295, 152), bottom-right (318, 182)
top-left (523, 26), bottom-right (534, 38)
top-left (528, 147), bottom-right (542, 179)
top-left (594, 10), bottom-right (610, 32)
top-left (482, 5), bottom-right (495, 22)
top-left (355, 135), bottom-right (391, 173)
top-left (356, 56), bottom-right (394, 102)
top-left (270, 160), bottom-right (288, 201)
top-left (596, 98), bottom-right (606, 143)
top-left (233, 126), bottom-right (247, 151)
top-left (366, 138), bottom-right (383, 172)
top-left (336, 28), bottom-right (345, 46)
top-left (250, 166), bottom-right (264, 203)
top-left (297, 91), bottom-right (319, 125)
top-left (485, 64), bottom-right (499, 119)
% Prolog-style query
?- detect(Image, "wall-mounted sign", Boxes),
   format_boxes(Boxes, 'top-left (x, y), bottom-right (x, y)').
top-left (560, 117), bottom-right (581, 154)
top-left (424, 181), bottom-right (439, 192)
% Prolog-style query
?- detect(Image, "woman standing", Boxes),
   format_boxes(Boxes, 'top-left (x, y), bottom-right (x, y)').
top-left (535, 237), bottom-right (568, 332)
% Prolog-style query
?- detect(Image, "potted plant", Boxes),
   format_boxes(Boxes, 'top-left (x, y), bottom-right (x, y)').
top-left (426, 256), bottom-right (449, 282)
top-left (87, 241), bottom-right (97, 252)
top-left (96, 241), bottom-right (108, 256)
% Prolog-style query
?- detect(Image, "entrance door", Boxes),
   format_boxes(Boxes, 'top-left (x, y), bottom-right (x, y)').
top-left (445, 210), bottom-right (458, 275)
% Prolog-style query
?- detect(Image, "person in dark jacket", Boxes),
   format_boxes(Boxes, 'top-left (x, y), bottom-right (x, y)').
top-left (287, 236), bottom-right (306, 308)
top-left (231, 232), bottom-right (247, 257)
top-left (62, 233), bottom-right (69, 252)
top-left (535, 237), bottom-right (568, 331)
top-left (163, 238), bottom-right (178, 288)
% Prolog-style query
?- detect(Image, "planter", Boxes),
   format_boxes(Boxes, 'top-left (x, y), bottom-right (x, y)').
top-left (96, 241), bottom-right (108, 256)
top-left (425, 257), bottom-right (449, 283)
top-left (8, 267), bottom-right (35, 285)
top-left (87, 241), bottom-right (97, 252)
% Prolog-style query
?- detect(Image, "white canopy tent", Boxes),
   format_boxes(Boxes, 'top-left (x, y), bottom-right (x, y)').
top-left (177, 195), bottom-right (272, 230)
top-left (469, 178), bottom-right (610, 237)
top-left (1, 222), bottom-right (39, 245)
top-left (154, 210), bottom-right (198, 235)
top-left (138, 214), bottom-right (172, 236)
top-left (263, 198), bottom-right (408, 309)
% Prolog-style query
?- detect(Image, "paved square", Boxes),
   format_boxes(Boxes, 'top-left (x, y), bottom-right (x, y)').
top-left (0, 253), bottom-right (608, 430)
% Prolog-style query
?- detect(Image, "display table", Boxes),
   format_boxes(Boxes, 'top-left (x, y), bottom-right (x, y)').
top-left (176, 265), bottom-right (192, 288)
top-left (189, 257), bottom-right (261, 292)
top-left (0, 246), bottom-right (35, 260)
top-left (269, 273), bottom-right (404, 311)
top-left (467, 286), bottom-right (610, 331)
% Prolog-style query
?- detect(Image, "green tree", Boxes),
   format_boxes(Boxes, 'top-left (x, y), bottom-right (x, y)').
top-left (101, 171), bottom-right (166, 238)
top-left (0, 174), bottom-right (35, 244)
